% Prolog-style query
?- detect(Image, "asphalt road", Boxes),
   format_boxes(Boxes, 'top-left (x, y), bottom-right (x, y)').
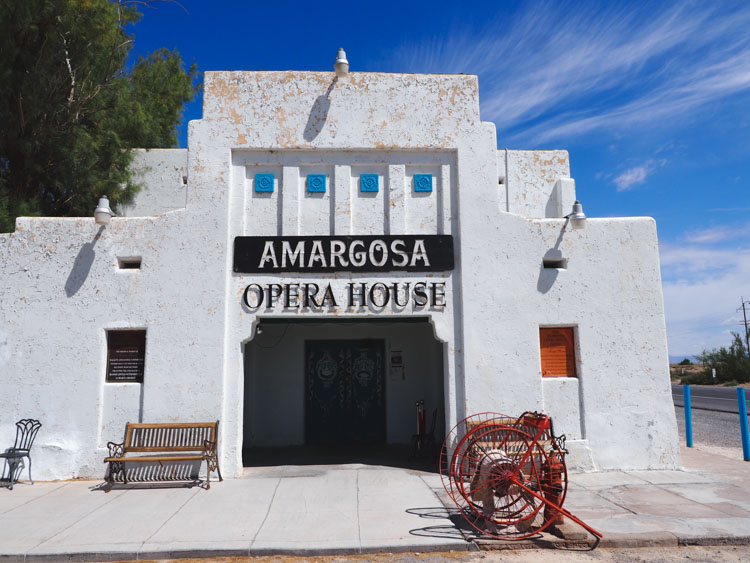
top-left (671, 384), bottom-right (749, 414)
top-left (672, 384), bottom-right (749, 451)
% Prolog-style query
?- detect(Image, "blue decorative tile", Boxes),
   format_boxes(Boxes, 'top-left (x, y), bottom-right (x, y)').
top-left (255, 173), bottom-right (274, 193)
top-left (360, 174), bottom-right (379, 192)
top-left (414, 173), bottom-right (433, 192)
top-left (307, 174), bottom-right (326, 193)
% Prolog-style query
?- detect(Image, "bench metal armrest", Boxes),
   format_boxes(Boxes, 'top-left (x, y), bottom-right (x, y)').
top-left (106, 441), bottom-right (125, 459)
top-left (203, 439), bottom-right (222, 484)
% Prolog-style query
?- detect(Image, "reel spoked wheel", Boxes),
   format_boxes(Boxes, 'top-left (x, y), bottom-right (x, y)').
top-left (456, 424), bottom-right (562, 539)
top-left (439, 412), bottom-right (517, 508)
top-left (440, 412), bottom-right (599, 541)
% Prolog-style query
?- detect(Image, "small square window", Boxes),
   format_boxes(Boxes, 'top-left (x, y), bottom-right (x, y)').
top-left (540, 327), bottom-right (577, 377)
top-left (414, 174), bottom-right (433, 192)
top-left (255, 173), bottom-right (274, 192)
top-left (360, 174), bottom-right (379, 192)
top-left (106, 330), bottom-right (146, 383)
top-left (307, 174), bottom-right (326, 193)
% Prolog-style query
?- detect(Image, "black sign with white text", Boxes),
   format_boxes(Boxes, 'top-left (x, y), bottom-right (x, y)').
top-left (233, 235), bottom-right (454, 274)
top-left (106, 331), bottom-right (146, 383)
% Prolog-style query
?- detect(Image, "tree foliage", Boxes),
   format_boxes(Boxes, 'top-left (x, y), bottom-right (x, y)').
top-left (696, 331), bottom-right (750, 384)
top-left (0, 0), bottom-right (199, 232)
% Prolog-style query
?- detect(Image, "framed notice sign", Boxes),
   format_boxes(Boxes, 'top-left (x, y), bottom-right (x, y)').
top-left (539, 327), bottom-right (577, 377)
top-left (106, 330), bottom-right (146, 383)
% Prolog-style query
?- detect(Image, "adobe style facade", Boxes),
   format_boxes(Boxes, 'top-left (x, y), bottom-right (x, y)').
top-left (0, 68), bottom-right (680, 480)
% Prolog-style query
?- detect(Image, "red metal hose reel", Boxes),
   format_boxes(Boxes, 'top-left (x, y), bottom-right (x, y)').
top-left (439, 411), bottom-right (602, 541)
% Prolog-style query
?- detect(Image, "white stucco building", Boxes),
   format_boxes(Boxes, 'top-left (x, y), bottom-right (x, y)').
top-left (0, 64), bottom-right (680, 481)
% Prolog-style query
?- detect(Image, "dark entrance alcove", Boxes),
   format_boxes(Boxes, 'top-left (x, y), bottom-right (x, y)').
top-left (242, 318), bottom-right (445, 470)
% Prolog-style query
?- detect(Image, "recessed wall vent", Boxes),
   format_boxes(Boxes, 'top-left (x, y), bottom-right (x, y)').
top-left (543, 257), bottom-right (567, 269)
top-left (118, 257), bottom-right (142, 270)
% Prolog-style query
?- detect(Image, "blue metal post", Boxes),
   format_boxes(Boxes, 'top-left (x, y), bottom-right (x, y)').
top-left (684, 385), bottom-right (693, 448)
top-left (737, 387), bottom-right (750, 461)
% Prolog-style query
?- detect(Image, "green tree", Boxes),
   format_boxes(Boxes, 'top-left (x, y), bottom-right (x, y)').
top-left (697, 332), bottom-right (750, 384)
top-left (678, 358), bottom-right (692, 365)
top-left (0, 0), bottom-right (199, 232)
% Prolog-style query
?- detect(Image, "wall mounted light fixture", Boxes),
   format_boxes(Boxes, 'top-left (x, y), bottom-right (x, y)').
top-left (334, 48), bottom-right (349, 77)
top-left (94, 196), bottom-right (114, 226)
top-left (565, 200), bottom-right (586, 230)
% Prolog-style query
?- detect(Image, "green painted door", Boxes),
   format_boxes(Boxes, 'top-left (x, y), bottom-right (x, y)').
top-left (305, 339), bottom-right (385, 444)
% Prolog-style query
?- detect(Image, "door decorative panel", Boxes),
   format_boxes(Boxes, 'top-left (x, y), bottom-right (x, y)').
top-left (305, 340), bottom-right (385, 444)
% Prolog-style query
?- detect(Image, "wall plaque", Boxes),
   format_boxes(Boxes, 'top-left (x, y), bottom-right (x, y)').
top-left (234, 235), bottom-right (454, 274)
top-left (106, 330), bottom-right (146, 383)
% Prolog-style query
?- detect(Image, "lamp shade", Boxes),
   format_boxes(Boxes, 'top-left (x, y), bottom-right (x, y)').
top-left (94, 196), bottom-right (113, 226)
top-left (334, 47), bottom-right (349, 77)
top-left (568, 200), bottom-right (586, 230)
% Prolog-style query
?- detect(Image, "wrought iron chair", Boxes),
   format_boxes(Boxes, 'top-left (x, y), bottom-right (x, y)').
top-left (1, 419), bottom-right (42, 490)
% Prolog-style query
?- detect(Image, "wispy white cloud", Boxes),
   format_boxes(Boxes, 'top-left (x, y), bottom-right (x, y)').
top-left (613, 159), bottom-right (665, 191)
top-left (660, 242), bottom-right (750, 355)
top-left (524, 49), bottom-right (750, 143)
top-left (684, 224), bottom-right (750, 244)
top-left (660, 244), bottom-right (744, 278)
top-left (393, 1), bottom-right (750, 146)
top-left (614, 166), bottom-right (649, 191)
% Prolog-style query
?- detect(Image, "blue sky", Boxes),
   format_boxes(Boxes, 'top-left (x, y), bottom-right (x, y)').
top-left (129, 0), bottom-right (750, 358)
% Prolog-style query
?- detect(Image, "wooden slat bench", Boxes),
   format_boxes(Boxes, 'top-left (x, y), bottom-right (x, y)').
top-left (104, 421), bottom-right (222, 491)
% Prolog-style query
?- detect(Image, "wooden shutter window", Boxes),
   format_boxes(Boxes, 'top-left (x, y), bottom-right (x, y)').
top-left (540, 327), bottom-right (576, 377)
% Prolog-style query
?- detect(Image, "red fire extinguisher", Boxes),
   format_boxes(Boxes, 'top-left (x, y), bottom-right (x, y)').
top-left (415, 400), bottom-right (426, 436)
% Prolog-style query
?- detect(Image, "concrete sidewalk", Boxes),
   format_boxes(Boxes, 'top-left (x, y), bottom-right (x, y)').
top-left (558, 445), bottom-right (750, 548)
top-left (0, 463), bottom-right (466, 561)
top-left (1, 445), bottom-right (749, 561)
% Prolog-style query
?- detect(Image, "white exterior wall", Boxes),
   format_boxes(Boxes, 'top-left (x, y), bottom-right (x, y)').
top-left (0, 70), bottom-right (680, 481)
top-left (0, 212), bottom-right (225, 478)
top-left (498, 149), bottom-right (576, 218)
top-left (121, 149), bottom-right (188, 217)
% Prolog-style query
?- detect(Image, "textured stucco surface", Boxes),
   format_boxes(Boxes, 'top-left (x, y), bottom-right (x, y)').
top-left (120, 149), bottom-right (188, 217)
top-left (0, 212), bottom-right (224, 478)
top-left (500, 149), bottom-right (575, 218)
top-left (0, 71), bottom-right (679, 480)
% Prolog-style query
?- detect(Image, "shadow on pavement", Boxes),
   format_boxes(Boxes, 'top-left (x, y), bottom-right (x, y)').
top-left (407, 506), bottom-right (474, 541)
top-left (243, 444), bottom-right (440, 473)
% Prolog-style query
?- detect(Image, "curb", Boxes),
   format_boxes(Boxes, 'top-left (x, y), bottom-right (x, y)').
top-left (3, 536), bottom-right (750, 560)
top-left (474, 532), bottom-right (750, 551)
top-left (0, 542), bottom-right (474, 563)
top-left (598, 532), bottom-right (678, 549)
top-left (473, 531), bottom-right (677, 551)
top-left (678, 536), bottom-right (750, 547)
